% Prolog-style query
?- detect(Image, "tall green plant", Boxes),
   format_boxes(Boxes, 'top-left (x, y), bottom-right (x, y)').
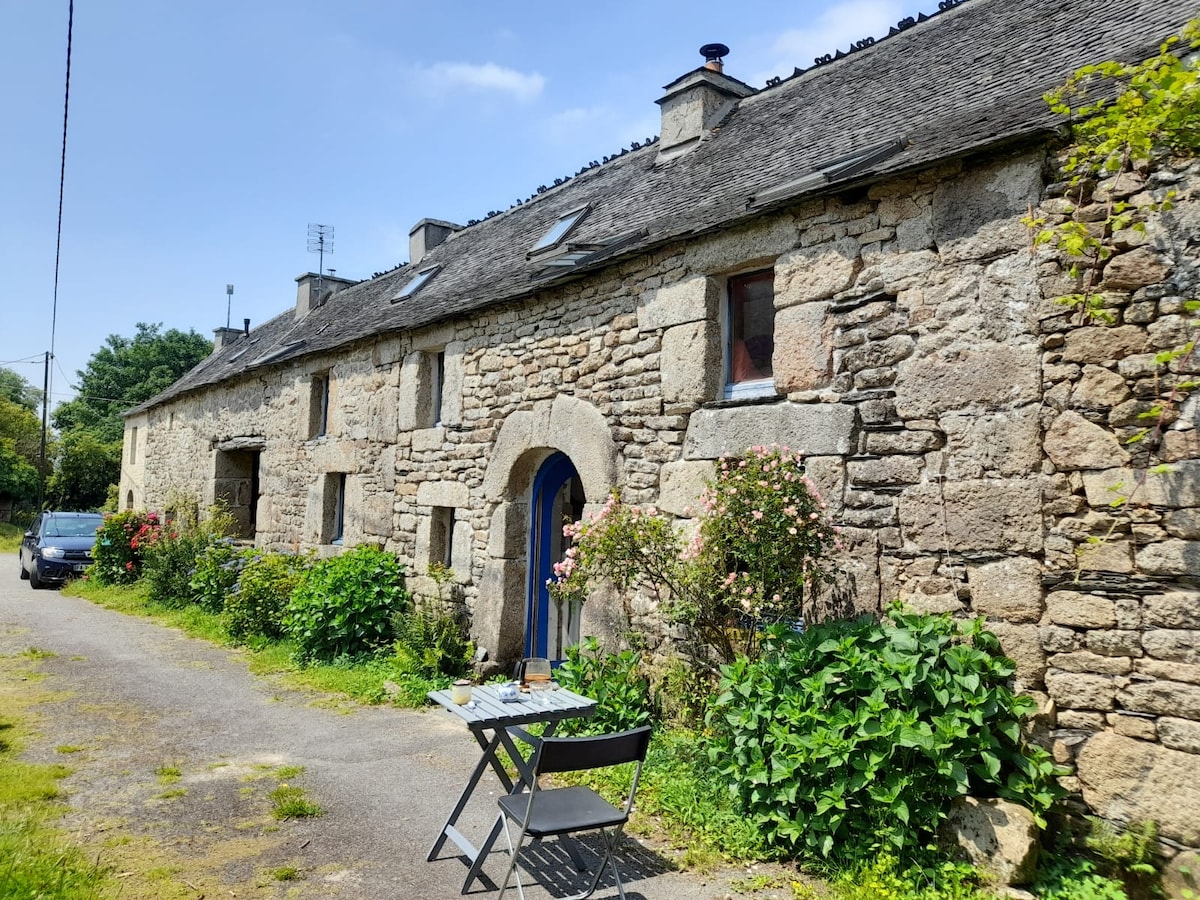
top-left (141, 504), bottom-right (237, 607)
top-left (189, 539), bottom-right (249, 612)
top-left (709, 605), bottom-right (1062, 866)
top-left (391, 601), bottom-right (473, 679)
top-left (284, 545), bottom-right (410, 663)
top-left (224, 551), bottom-right (311, 642)
top-left (555, 636), bottom-right (654, 736)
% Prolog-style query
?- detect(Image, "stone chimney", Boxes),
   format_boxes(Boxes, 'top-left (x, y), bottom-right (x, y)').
top-left (295, 272), bottom-right (357, 320)
top-left (409, 218), bottom-right (462, 265)
top-left (657, 43), bottom-right (755, 161)
top-left (211, 326), bottom-right (243, 353)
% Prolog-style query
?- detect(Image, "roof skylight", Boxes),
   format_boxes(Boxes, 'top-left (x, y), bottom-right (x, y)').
top-left (530, 205), bottom-right (589, 254)
top-left (391, 265), bottom-right (440, 302)
top-left (249, 340), bottom-right (306, 367)
top-left (751, 137), bottom-right (908, 208)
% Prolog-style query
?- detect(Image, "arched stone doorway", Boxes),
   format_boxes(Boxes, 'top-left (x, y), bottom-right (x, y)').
top-left (477, 395), bottom-right (619, 670)
top-left (526, 452), bottom-right (586, 660)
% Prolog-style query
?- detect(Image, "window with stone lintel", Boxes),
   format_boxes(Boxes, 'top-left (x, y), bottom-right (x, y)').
top-left (725, 269), bottom-right (776, 400)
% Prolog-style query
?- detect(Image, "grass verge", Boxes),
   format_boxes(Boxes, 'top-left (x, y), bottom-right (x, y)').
top-left (0, 651), bottom-right (114, 899)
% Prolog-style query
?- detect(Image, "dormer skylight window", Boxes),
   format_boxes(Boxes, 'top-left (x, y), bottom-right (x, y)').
top-left (391, 265), bottom-right (440, 303)
top-left (529, 205), bottom-right (589, 254)
top-left (750, 137), bottom-right (908, 208)
top-left (249, 339), bottom-right (306, 368)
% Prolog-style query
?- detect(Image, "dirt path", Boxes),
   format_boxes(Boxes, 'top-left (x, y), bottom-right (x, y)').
top-left (1, 555), bottom-right (779, 900)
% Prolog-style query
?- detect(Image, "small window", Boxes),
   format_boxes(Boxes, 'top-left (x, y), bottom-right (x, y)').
top-left (125, 490), bottom-right (134, 511)
top-left (129, 426), bottom-right (138, 464)
top-left (725, 270), bottom-right (776, 399)
top-left (431, 351), bottom-right (445, 426)
top-left (430, 506), bottom-right (454, 569)
top-left (530, 206), bottom-right (589, 253)
top-left (309, 373), bottom-right (330, 439)
top-left (391, 265), bottom-right (440, 302)
top-left (324, 473), bottom-right (347, 545)
top-left (416, 350), bottom-right (446, 429)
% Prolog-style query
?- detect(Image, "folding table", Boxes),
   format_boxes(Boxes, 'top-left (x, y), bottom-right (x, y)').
top-left (427, 682), bottom-right (597, 894)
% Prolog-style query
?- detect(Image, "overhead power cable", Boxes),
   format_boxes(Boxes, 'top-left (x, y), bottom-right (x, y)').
top-left (39, 0), bottom-right (74, 509)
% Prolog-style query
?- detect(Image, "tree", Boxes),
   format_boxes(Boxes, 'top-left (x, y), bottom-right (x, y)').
top-left (52, 322), bottom-right (211, 444)
top-left (46, 430), bottom-right (121, 512)
top-left (0, 365), bottom-right (43, 411)
top-left (44, 323), bottom-right (210, 510)
top-left (0, 368), bottom-right (47, 516)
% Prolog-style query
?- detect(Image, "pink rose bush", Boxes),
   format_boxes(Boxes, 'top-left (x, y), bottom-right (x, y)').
top-left (548, 445), bottom-right (839, 664)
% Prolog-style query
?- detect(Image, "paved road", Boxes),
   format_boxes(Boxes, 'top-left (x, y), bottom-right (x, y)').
top-left (0, 554), bottom-right (749, 900)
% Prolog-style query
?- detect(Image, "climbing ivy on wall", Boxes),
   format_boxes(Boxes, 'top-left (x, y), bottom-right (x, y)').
top-left (1027, 21), bottom-right (1199, 510)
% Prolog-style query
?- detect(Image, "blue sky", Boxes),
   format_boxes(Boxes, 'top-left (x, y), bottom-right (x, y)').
top-left (2, 0), bottom-right (930, 409)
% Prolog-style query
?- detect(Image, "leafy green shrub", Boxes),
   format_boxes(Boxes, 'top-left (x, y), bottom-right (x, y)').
top-left (555, 636), bottom-right (654, 736)
top-left (141, 506), bottom-right (237, 608)
top-left (827, 854), bottom-right (995, 900)
top-left (1033, 854), bottom-right (1128, 900)
top-left (189, 539), bottom-right (250, 612)
top-left (392, 602), bottom-right (473, 679)
top-left (90, 511), bottom-right (162, 584)
top-left (224, 551), bottom-right (311, 643)
top-left (284, 545), bottom-right (410, 663)
top-left (709, 605), bottom-right (1062, 866)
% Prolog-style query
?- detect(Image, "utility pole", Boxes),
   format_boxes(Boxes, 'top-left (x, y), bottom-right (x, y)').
top-left (37, 350), bottom-right (50, 510)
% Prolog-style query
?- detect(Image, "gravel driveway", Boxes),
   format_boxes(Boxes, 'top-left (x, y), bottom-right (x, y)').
top-left (0, 554), bottom-right (765, 900)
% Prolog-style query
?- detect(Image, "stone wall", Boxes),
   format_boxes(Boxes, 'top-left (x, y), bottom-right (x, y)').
top-left (126, 143), bottom-right (1199, 845)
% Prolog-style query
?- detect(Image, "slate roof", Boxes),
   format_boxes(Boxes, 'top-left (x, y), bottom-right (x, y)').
top-left (134, 0), bottom-right (1196, 414)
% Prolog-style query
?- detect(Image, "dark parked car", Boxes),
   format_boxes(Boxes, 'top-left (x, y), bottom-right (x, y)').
top-left (19, 511), bottom-right (104, 589)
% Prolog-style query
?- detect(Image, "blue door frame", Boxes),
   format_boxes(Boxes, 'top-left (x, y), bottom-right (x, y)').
top-left (525, 452), bottom-right (580, 660)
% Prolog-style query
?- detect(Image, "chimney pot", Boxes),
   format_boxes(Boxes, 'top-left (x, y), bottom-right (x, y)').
top-left (243, 318), bottom-right (250, 336)
top-left (700, 42), bottom-right (729, 72)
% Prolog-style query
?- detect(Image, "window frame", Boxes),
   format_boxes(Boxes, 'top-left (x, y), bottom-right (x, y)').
top-left (431, 350), bottom-right (446, 427)
top-left (391, 265), bottom-right (440, 302)
top-left (430, 506), bottom-right (455, 569)
top-left (529, 205), bottom-right (590, 255)
top-left (722, 268), bottom-right (777, 401)
top-left (309, 372), bottom-right (330, 439)
top-left (327, 473), bottom-right (346, 546)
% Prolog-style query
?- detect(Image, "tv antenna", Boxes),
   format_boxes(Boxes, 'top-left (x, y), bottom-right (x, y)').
top-left (307, 223), bottom-right (334, 293)
top-left (225, 283), bottom-right (234, 329)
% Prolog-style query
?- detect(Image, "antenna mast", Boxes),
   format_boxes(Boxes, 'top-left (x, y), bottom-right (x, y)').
top-left (225, 283), bottom-right (234, 329)
top-left (307, 223), bottom-right (334, 295)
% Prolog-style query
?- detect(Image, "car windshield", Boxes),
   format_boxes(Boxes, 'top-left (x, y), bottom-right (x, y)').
top-left (44, 517), bottom-right (102, 538)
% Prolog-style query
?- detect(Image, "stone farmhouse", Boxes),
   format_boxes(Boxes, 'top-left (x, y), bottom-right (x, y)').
top-left (123, 0), bottom-right (1199, 846)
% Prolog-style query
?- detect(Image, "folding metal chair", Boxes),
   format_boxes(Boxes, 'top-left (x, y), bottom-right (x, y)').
top-left (494, 725), bottom-right (652, 900)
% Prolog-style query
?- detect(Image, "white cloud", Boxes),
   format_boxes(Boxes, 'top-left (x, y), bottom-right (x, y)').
top-left (416, 61), bottom-right (546, 103)
top-left (750, 0), bottom-right (910, 86)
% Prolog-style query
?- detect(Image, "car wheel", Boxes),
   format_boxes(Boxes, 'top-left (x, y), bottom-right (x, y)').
top-left (19, 553), bottom-right (29, 580)
top-left (29, 565), bottom-right (43, 589)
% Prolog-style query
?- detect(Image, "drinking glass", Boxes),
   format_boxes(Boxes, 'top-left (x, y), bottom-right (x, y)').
top-left (523, 658), bottom-right (553, 698)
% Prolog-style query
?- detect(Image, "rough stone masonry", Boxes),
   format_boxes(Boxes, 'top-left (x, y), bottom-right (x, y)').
top-left (123, 142), bottom-right (1200, 854)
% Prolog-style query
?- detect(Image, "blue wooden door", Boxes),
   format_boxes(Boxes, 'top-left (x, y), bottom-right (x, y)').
top-left (526, 452), bottom-right (584, 661)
